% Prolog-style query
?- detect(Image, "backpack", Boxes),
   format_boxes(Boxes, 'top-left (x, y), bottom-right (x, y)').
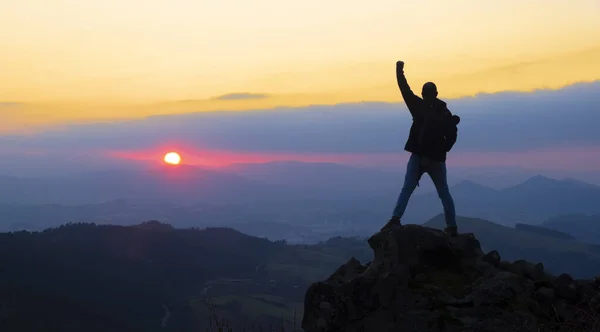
top-left (443, 115), bottom-right (460, 152)
top-left (418, 106), bottom-right (460, 153)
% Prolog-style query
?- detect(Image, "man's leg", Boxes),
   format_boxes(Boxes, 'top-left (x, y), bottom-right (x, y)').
top-left (381, 154), bottom-right (422, 231)
top-left (427, 161), bottom-right (458, 235)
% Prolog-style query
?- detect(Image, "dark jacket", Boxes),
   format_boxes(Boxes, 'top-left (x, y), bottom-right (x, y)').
top-left (396, 66), bottom-right (459, 162)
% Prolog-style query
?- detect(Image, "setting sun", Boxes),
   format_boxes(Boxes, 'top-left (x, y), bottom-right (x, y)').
top-left (164, 152), bottom-right (181, 165)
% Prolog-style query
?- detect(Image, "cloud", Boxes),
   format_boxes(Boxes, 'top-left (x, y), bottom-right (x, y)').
top-left (1, 46), bottom-right (597, 133)
top-left (0, 81), bottom-right (599, 173)
top-left (0, 102), bottom-right (22, 107)
top-left (212, 92), bottom-right (271, 101)
top-left (0, 102), bottom-right (27, 131)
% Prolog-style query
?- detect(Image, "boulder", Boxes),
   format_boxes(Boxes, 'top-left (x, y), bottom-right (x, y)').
top-left (325, 257), bottom-right (365, 284)
top-left (553, 273), bottom-right (579, 301)
top-left (482, 250), bottom-right (501, 268)
top-left (302, 225), bottom-right (600, 332)
top-left (535, 287), bottom-right (556, 302)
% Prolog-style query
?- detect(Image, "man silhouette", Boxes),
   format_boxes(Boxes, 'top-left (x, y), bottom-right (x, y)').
top-left (380, 61), bottom-right (461, 236)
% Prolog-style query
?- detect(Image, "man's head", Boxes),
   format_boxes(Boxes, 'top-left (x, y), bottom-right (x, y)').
top-left (421, 82), bottom-right (438, 101)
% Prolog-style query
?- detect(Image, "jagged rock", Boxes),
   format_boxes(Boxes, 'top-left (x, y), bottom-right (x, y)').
top-left (468, 270), bottom-right (532, 306)
top-left (512, 259), bottom-right (547, 282)
top-left (535, 287), bottom-right (555, 302)
top-left (554, 299), bottom-right (575, 321)
top-left (363, 225), bottom-right (483, 278)
top-left (498, 260), bottom-right (518, 274)
top-left (554, 273), bottom-right (579, 301)
top-left (325, 257), bottom-right (365, 284)
top-left (482, 250), bottom-right (501, 267)
top-left (591, 294), bottom-right (600, 312)
top-left (302, 225), bottom-right (600, 332)
top-left (577, 279), bottom-right (598, 302)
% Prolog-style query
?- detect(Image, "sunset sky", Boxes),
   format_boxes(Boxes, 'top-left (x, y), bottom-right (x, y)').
top-left (1, 0), bottom-right (599, 132)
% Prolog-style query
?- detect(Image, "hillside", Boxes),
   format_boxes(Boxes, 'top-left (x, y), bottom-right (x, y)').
top-left (406, 176), bottom-right (600, 225)
top-left (303, 225), bottom-right (600, 332)
top-left (543, 214), bottom-right (600, 245)
top-left (425, 215), bottom-right (600, 278)
top-left (514, 223), bottom-right (576, 240)
top-left (3, 216), bottom-right (600, 331)
top-left (0, 200), bottom-right (373, 244)
top-left (0, 221), bottom-right (368, 331)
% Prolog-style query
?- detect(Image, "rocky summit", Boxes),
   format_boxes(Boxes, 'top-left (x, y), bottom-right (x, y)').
top-left (302, 225), bottom-right (600, 332)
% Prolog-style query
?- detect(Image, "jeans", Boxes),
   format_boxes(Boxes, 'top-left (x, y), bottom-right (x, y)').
top-left (392, 153), bottom-right (457, 227)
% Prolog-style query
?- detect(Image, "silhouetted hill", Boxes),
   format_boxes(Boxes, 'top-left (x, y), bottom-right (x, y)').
top-left (514, 223), bottom-right (576, 240)
top-left (451, 180), bottom-right (499, 199)
top-left (0, 200), bottom-right (237, 232)
top-left (501, 175), bottom-right (600, 216)
top-left (543, 214), bottom-right (600, 245)
top-left (303, 225), bottom-right (600, 332)
top-left (3, 216), bottom-right (600, 331)
top-left (0, 222), bottom-right (367, 331)
top-left (0, 200), bottom-right (376, 244)
top-left (0, 223), bottom-right (270, 330)
top-left (425, 215), bottom-right (600, 278)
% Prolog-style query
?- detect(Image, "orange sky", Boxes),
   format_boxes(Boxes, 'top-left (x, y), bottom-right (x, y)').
top-left (0, 0), bottom-right (599, 133)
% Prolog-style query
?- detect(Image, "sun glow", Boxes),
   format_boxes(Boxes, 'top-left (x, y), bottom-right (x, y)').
top-left (164, 152), bottom-right (181, 165)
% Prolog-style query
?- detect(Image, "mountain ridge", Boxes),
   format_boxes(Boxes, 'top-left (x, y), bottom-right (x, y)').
top-left (408, 174), bottom-right (600, 225)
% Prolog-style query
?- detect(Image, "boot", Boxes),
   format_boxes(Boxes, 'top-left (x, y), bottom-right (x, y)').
top-left (444, 226), bottom-right (458, 237)
top-left (380, 216), bottom-right (401, 232)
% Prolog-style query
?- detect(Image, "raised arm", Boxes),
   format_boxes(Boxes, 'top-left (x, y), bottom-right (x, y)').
top-left (396, 61), bottom-right (422, 117)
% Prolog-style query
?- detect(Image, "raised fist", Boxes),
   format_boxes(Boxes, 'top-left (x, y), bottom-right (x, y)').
top-left (396, 61), bottom-right (404, 70)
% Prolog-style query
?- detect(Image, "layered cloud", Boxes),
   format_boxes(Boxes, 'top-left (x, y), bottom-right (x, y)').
top-left (212, 93), bottom-right (271, 101)
top-left (0, 46), bottom-right (598, 132)
top-left (0, 81), bottom-right (599, 175)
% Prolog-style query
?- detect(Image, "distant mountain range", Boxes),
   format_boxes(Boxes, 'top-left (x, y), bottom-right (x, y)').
top-left (404, 174), bottom-right (600, 225)
top-left (0, 162), bottom-right (599, 232)
top-left (222, 161), bottom-right (402, 199)
top-left (0, 199), bottom-right (366, 244)
top-left (425, 215), bottom-right (600, 279)
top-left (0, 162), bottom-right (401, 205)
top-left (542, 214), bottom-right (600, 245)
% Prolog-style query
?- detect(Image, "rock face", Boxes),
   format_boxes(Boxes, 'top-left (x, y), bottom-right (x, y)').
top-left (302, 225), bottom-right (600, 332)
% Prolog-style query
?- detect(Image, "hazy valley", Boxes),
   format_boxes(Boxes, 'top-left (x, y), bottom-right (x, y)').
top-left (1, 161), bottom-right (599, 246)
